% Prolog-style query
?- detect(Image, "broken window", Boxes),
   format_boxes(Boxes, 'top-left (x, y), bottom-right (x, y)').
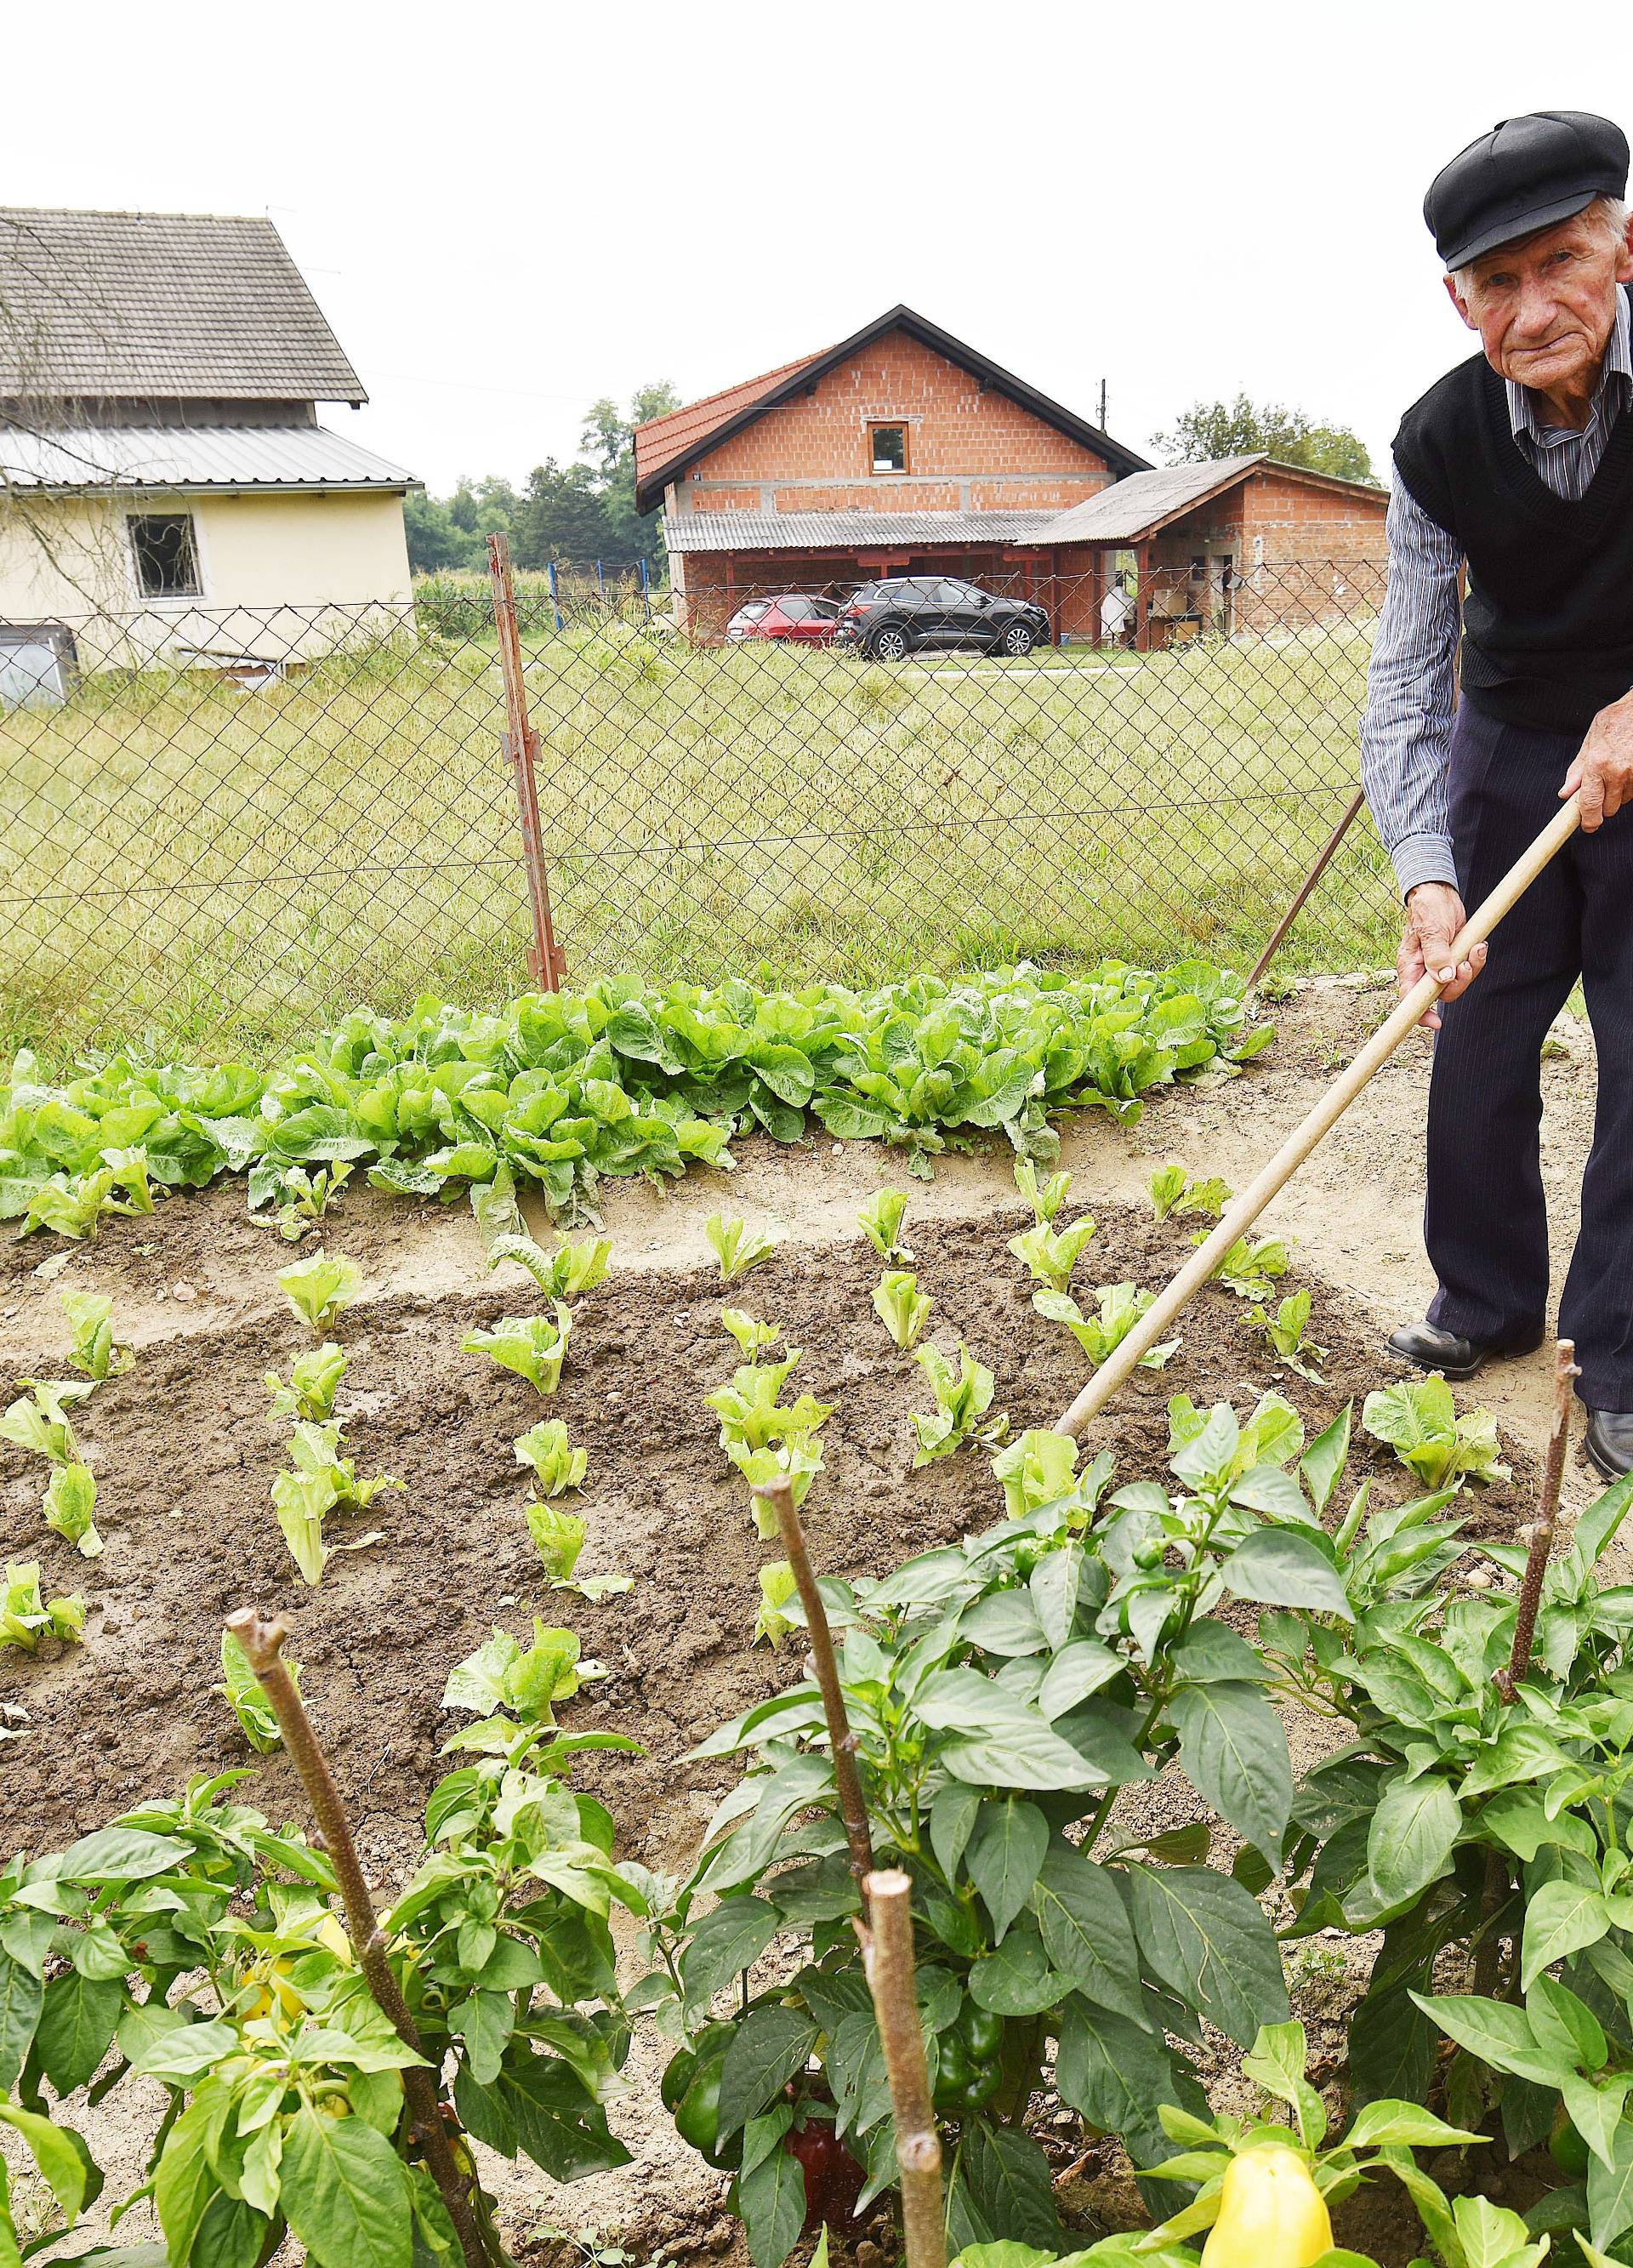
top-left (869, 424), bottom-right (908, 474)
top-left (129, 514), bottom-right (202, 599)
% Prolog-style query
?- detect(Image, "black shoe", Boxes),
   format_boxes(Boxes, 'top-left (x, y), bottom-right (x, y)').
top-left (1585, 1410), bottom-right (1633, 1480)
top-left (1385, 1319), bottom-right (1547, 1381)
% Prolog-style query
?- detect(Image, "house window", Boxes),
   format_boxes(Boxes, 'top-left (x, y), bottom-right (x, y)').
top-left (869, 423), bottom-right (908, 475)
top-left (129, 514), bottom-right (202, 599)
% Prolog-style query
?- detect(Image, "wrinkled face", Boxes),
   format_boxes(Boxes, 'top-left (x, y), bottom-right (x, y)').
top-left (1447, 208), bottom-right (1633, 398)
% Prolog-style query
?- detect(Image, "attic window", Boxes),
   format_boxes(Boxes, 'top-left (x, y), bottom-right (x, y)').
top-left (869, 423), bottom-right (908, 475)
top-left (129, 513), bottom-right (202, 599)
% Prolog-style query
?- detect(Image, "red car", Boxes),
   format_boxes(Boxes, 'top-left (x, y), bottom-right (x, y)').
top-left (725, 593), bottom-right (843, 643)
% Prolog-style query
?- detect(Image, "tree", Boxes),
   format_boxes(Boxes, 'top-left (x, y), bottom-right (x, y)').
top-left (1151, 393), bottom-right (1378, 485)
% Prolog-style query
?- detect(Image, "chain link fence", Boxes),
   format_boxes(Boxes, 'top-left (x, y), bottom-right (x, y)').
top-left (0, 550), bottom-right (1398, 1063)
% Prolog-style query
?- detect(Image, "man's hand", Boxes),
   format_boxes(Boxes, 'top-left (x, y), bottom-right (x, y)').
top-left (1398, 881), bottom-right (1485, 1031)
top-left (1561, 690), bottom-right (1633, 829)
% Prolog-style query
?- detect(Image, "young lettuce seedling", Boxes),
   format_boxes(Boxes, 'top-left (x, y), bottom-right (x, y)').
top-left (857, 1189), bottom-right (914, 1263)
top-left (515, 1418), bottom-right (587, 1497)
top-left (20, 1148), bottom-right (155, 1240)
top-left (706, 1214), bottom-right (779, 1283)
top-left (0, 1378), bottom-right (93, 1467)
top-left (487, 1229), bottom-right (612, 1302)
top-left (0, 1561), bottom-right (86, 1651)
top-left (271, 1419), bottom-right (402, 1586)
top-left (1247, 1288), bottom-right (1329, 1382)
top-left (1149, 1164), bottom-right (1234, 1222)
top-left (706, 1350), bottom-right (834, 1532)
top-left (526, 1499), bottom-right (588, 1582)
top-left (461, 1305), bottom-right (573, 1394)
top-left (991, 1425), bottom-right (1081, 1517)
top-left (1034, 1284), bottom-right (1181, 1369)
top-left (218, 1626), bottom-right (300, 1752)
top-left (871, 1269), bottom-right (932, 1350)
top-left (1198, 1230), bottom-right (1289, 1299)
top-left (276, 1248), bottom-right (365, 1331)
top-left (273, 1162), bottom-right (354, 1241)
top-left (1015, 1159), bottom-right (1073, 1223)
top-left (1008, 1213), bottom-right (1098, 1293)
top-left (441, 1620), bottom-right (607, 1729)
top-left (60, 1290), bottom-right (134, 1381)
top-left (721, 1308), bottom-right (782, 1361)
top-left (265, 1342), bottom-right (349, 1423)
top-left (909, 1342), bottom-right (1009, 1466)
top-left (1362, 1374), bottom-right (1511, 1489)
top-left (754, 1560), bottom-right (799, 1649)
top-left (43, 1463), bottom-right (101, 1558)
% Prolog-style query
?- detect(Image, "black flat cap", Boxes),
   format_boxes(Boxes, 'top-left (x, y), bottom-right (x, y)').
top-left (1425, 110), bottom-right (1628, 271)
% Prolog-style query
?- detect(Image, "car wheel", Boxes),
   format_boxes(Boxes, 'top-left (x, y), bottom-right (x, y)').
top-left (868, 624), bottom-right (910, 663)
top-left (998, 621), bottom-right (1036, 658)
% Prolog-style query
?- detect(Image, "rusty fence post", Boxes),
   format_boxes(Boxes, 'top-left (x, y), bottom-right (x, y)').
top-left (487, 532), bottom-right (565, 991)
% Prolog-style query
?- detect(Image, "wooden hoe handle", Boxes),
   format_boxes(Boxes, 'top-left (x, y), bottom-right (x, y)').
top-left (1054, 793), bottom-right (1584, 1439)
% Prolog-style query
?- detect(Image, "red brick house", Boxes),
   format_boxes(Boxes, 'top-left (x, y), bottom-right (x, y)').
top-left (634, 307), bottom-right (1389, 642)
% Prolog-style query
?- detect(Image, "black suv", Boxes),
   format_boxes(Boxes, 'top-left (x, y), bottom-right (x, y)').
top-left (834, 577), bottom-right (1050, 661)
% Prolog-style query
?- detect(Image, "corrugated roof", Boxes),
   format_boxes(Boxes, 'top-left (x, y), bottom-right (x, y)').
top-left (634, 305), bottom-right (1151, 512)
top-left (0, 208), bottom-right (367, 403)
top-left (1035, 458), bottom-right (1270, 543)
top-left (666, 509), bottom-right (1054, 554)
top-left (0, 424), bottom-right (416, 493)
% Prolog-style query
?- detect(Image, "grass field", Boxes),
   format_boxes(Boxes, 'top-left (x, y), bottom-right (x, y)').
top-left (0, 613), bottom-right (1399, 1063)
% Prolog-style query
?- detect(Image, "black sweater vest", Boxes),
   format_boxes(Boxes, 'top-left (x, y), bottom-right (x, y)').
top-left (1392, 307), bottom-right (1633, 735)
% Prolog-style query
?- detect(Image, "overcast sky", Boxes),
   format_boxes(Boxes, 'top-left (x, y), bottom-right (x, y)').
top-left (8, 2), bottom-right (1633, 495)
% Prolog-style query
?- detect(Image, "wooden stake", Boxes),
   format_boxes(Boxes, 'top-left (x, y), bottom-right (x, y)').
top-left (1496, 1340), bottom-right (1579, 1702)
top-left (1055, 794), bottom-right (1584, 1438)
top-left (225, 1612), bottom-right (493, 2268)
top-left (862, 1870), bottom-right (946, 2268)
top-left (751, 1477), bottom-right (874, 1888)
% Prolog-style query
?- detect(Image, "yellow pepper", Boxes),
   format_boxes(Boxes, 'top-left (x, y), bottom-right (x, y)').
top-left (1201, 2145), bottom-right (1334, 2268)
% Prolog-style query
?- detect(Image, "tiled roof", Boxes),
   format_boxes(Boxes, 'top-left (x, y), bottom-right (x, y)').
top-left (0, 424), bottom-right (415, 492)
top-left (665, 510), bottom-right (1054, 554)
top-left (634, 346), bottom-right (831, 501)
top-left (0, 208), bottom-right (367, 403)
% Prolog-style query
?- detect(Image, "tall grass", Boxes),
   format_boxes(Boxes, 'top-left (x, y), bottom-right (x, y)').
top-left (0, 615), bottom-right (1397, 1064)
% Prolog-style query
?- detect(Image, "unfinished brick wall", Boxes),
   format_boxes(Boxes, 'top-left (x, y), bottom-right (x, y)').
top-left (674, 330), bottom-right (1114, 516)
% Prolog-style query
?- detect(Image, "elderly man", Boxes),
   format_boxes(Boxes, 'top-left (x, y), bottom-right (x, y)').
top-left (1360, 111), bottom-right (1633, 1478)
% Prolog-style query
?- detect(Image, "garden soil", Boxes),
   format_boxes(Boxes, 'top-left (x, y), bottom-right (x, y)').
top-left (0, 978), bottom-right (1606, 2261)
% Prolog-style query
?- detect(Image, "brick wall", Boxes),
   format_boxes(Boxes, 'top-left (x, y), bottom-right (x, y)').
top-left (677, 330), bottom-right (1113, 516)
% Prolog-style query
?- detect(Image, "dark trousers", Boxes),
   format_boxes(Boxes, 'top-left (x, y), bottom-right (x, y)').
top-left (1425, 698), bottom-right (1633, 1409)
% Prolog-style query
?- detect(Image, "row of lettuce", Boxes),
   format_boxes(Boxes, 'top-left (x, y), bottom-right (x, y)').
top-left (1, 960), bottom-right (1270, 1238)
top-left (5, 1368), bottom-right (1633, 2268)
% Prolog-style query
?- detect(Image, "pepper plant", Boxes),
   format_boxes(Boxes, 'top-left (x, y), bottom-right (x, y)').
top-left (631, 1393), bottom-right (1424, 2265)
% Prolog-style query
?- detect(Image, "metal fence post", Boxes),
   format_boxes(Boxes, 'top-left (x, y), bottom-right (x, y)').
top-left (547, 559), bottom-right (564, 634)
top-left (487, 533), bottom-right (565, 992)
top-left (639, 556), bottom-right (651, 623)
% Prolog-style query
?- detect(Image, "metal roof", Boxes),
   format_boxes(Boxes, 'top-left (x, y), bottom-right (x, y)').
top-left (634, 305), bottom-right (1152, 513)
top-left (1033, 458), bottom-right (1271, 543)
top-left (0, 424), bottom-right (417, 493)
top-left (665, 509), bottom-right (1056, 555)
top-left (0, 208), bottom-right (367, 404)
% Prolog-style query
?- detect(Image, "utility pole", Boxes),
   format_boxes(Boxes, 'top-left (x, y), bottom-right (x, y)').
top-left (1097, 378), bottom-right (1108, 428)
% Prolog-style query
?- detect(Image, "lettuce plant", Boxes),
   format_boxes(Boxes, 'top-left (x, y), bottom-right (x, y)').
top-left (707, 1351), bottom-right (834, 1530)
top-left (721, 1308), bottom-right (782, 1361)
top-left (871, 1269), bottom-right (932, 1350)
top-left (43, 1463), bottom-right (101, 1558)
top-left (857, 1189), bottom-right (913, 1263)
top-left (1362, 1374), bottom-right (1510, 1489)
top-left (0, 1378), bottom-right (92, 1466)
top-left (1015, 1159), bottom-right (1073, 1222)
top-left (526, 1499), bottom-right (588, 1581)
top-left (1149, 1164), bottom-right (1233, 1221)
top-left (270, 1161), bottom-right (353, 1240)
top-left (706, 1213), bottom-right (779, 1282)
top-left (442, 1620), bottom-right (606, 1727)
top-left (0, 1561), bottom-right (86, 1650)
top-left (271, 1420), bottom-right (402, 1586)
top-left (1035, 1284), bottom-right (1180, 1369)
top-left (515, 1418), bottom-right (587, 1496)
top-left (992, 1426), bottom-right (1081, 1517)
top-left (487, 1229), bottom-right (612, 1301)
top-left (910, 1342), bottom-right (1008, 1465)
top-left (1246, 1289), bottom-right (1328, 1382)
top-left (462, 1304), bottom-right (572, 1393)
top-left (754, 1561), bottom-right (799, 1649)
top-left (60, 1290), bottom-right (134, 1380)
top-left (265, 1342), bottom-right (348, 1422)
top-left (1008, 1214), bottom-right (1097, 1294)
top-left (276, 1247), bottom-right (364, 1331)
top-left (217, 1627), bottom-right (300, 1752)
top-left (1199, 1231), bottom-right (1288, 1298)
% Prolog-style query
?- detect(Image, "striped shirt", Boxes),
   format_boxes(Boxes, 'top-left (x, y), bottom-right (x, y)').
top-left (1360, 285), bottom-right (1633, 893)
